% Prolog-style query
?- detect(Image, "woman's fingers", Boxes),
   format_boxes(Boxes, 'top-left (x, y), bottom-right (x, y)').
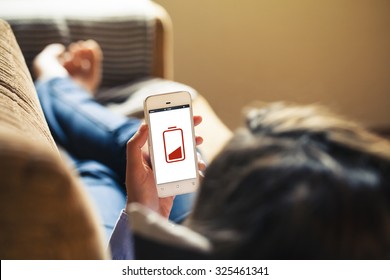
top-left (197, 152), bottom-right (207, 171)
top-left (194, 115), bottom-right (203, 146)
top-left (193, 115), bottom-right (202, 127)
top-left (195, 136), bottom-right (203, 146)
top-left (126, 124), bottom-right (149, 172)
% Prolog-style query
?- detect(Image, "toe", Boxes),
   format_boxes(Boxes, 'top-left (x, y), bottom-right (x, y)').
top-left (85, 40), bottom-right (103, 61)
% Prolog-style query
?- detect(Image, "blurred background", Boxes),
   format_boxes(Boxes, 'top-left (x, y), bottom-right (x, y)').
top-left (155, 0), bottom-right (390, 131)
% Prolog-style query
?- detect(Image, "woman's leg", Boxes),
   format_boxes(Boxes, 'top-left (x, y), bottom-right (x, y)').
top-left (34, 42), bottom-right (139, 184)
top-left (36, 77), bottom-right (139, 184)
top-left (66, 153), bottom-right (127, 243)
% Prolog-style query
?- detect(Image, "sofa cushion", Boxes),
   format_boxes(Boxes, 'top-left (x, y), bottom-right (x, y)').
top-left (1, 0), bottom-right (157, 88)
top-left (96, 77), bottom-right (198, 118)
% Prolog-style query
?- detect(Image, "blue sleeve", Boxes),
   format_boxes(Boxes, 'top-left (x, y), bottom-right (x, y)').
top-left (108, 210), bottom-right (135, 260)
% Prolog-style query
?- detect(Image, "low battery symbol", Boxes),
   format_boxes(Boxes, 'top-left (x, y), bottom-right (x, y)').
top-left (163, 126), bottom-right (185, 163)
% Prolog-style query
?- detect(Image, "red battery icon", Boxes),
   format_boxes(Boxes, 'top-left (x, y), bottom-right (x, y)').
top-left (163, 126), bottom-right (185, 163)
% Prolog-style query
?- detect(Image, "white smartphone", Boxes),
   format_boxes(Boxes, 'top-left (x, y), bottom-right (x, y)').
top-left (144, 91), bottom-right (199, 197)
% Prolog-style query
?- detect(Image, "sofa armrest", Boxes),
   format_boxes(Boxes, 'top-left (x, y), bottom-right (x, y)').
top-left (0, 130), bottom-right (108, 259)
top-left (151, 1), bottom-right (173, 80)
top-left (0, 19), bottom-right (57, 152)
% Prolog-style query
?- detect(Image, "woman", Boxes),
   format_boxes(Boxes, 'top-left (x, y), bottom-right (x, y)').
top-left (126, 102), bottom-right (390, 259)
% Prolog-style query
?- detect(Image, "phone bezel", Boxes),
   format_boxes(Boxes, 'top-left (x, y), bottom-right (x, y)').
top-left (144, 91), bottom-right (199, 198)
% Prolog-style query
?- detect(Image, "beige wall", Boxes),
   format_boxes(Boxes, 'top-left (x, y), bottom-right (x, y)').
top-left (154, 0), bottom-right (390, 130)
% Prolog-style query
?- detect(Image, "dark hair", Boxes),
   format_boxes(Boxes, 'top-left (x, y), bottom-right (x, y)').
top-left (187, 103), bottom-right (390, 259)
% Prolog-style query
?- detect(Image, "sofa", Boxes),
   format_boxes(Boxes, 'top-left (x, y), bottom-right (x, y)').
top-left (0, 0), bottom-right (231, 259)
top-left (0, 19), bottom-right (108, 259)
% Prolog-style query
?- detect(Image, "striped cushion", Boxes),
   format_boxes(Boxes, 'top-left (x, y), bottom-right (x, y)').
top-left (1, 0), bottom-right (156, 88)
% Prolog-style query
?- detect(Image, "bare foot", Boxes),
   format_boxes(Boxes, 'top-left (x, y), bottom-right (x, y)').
top-left (62, 40), bottom-right (103, 94)
top-left (32, 44), bottom-right (68, 81)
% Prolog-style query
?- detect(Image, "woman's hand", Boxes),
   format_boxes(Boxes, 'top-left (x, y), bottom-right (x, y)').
top-left (125, 116), bottom-right (204, 218)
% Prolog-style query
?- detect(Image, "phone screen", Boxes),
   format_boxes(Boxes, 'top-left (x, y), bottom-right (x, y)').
top-left (148, 104), bottom-right (197, 185)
